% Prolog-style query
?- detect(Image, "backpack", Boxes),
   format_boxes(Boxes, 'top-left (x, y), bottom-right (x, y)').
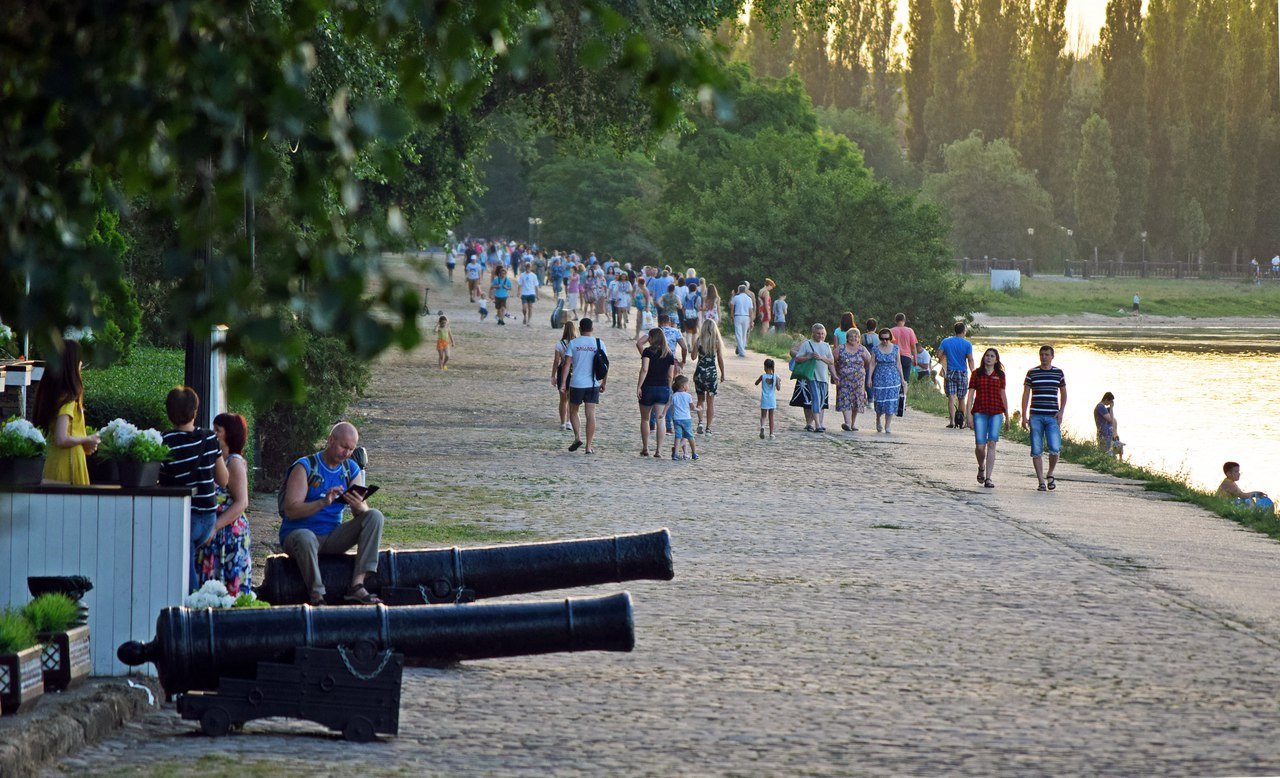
top-left (592, 338), bottom-right (609, 381)
top-left (277, 453), bottom-right (358, 519)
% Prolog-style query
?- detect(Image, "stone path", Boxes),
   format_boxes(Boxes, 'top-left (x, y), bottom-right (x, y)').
top-left (47, 257), bottom-right (1280, 776)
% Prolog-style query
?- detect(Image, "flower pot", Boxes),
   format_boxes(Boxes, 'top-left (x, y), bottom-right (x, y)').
top-left (0, 644), bottom-right (45, 714)
top-left (37, 626), bottom-right (91, 692)
top-left (87, 456), bottom-right (118, 485)
top-left (116, 460), bottom-right (161, 488)
top-left (0, 456), bottom-right (45, 487)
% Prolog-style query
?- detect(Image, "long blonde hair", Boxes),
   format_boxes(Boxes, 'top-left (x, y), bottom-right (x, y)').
top-left (696, 318), bottom-right (722, 355)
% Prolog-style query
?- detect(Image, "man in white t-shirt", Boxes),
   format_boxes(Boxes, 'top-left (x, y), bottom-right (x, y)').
top-left (559, 317), bottom-right (608, 454)
top-left (730, 284), bottom-right (756, 357)
top-left (465, 255), bottom-right (483, 302)
top-left (517, 262), bottom-right (540, 326)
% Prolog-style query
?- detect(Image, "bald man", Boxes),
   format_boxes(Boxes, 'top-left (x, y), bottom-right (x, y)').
top-left (279, 422), bottom-right (385, 605)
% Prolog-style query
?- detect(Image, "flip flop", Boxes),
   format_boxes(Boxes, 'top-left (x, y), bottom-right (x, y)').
top-left (568, 440), bottom-right (583, 452)
top-left (1047, 476), bottom-right (1056, 490)
top-left (1037, 483), bottom-right (1048, 491)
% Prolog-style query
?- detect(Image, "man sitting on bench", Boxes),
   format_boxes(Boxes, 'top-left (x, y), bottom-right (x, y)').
top-left (279, 422), bottom-right (385, 605)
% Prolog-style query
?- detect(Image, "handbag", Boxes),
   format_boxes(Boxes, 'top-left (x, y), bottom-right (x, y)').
top-left (790, 342), bottom-right (818, 380)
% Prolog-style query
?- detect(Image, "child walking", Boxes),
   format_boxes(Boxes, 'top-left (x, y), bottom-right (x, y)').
top-left (754, 358), bottom-right (781, 438)
top-left (669, 375), bottom-right (698, 461)
top-left (435, 315), bottom-right (455, 370)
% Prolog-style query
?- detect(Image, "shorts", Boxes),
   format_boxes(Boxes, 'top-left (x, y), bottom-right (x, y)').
top-left (522, 294), bottom-right (536, 304)
top-left (971, 412), bottom-right (1003, 445)
top-left (568, 386), bottom-right (600, 405)
top-left (1028, 414), bottom-right (1061, 458)
top-left (494, 296), bottom-right (508, 308)
top-left (673, 418), bottom-right (694, 439)
top-left (639, 385), bottom-right (671, 407)
top-left (446, 260), bottom-right (456, 269)
top-left (436, 339), bottom-right (449, 350)
top-left (945, 370), bottom-right (968, 397)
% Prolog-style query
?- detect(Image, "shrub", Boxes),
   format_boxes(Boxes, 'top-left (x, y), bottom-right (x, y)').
top-left (0, 609), bottom-right (37, 654)
top-left (22, 594), bottom-right (78, 634)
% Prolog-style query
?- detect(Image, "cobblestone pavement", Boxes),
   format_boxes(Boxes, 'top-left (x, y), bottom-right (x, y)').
top-left (48, 259), bottom-right (1280, 776)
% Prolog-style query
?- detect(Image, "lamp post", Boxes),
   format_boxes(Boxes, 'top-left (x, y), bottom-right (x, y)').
top-left (527, 217), bottom-right (542, 247)
top-left (1140, 230), bottom-right (1148, 263)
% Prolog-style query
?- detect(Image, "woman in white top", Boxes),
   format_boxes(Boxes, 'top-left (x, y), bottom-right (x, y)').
top-left (551, 318), bottom-right (578, 430)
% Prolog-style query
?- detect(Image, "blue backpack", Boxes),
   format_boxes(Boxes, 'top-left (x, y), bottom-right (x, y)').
top-left (276, 453), bottom-right (358, 519)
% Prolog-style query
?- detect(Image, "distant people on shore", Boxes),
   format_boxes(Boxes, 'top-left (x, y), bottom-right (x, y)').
top-left (967, 348), bottom-right (1009, 489)
top-left (1093, 392), bottom-right (1122, 457)
top-left (1020, 345), bottom-right (1067, 492)
top-left (1216, 462), bottom-right (1272, 512)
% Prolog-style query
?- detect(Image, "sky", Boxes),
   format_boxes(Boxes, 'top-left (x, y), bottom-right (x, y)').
top-left (889, 0), bottom-right (1118, 54)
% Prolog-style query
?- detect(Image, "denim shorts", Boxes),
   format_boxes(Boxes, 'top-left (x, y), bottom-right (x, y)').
top-left (673, 418), bottom-right (694, 439)
top-left (639, 385), bottom-right (671, 407)
top-left (568, 386), bottom-right (600, 405)
top-left (1028, 414), bottom-right (1062, 457)
top-left (971, 412), bottom-right (1003, 445)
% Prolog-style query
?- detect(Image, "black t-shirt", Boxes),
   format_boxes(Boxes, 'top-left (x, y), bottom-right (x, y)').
top-left (642, 346), bottom-right (675, 387)
top-left (158, 428), bottom-right (221, 511)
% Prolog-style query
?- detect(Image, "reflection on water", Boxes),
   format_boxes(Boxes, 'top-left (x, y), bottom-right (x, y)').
top-left (977, 324), bottom-right (1280, 499)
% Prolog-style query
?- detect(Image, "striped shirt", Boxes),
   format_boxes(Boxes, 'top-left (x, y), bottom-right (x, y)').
top-left (1024, 366), bottom-right (1066, 416)
top-left (159, 428), bottom-right (221, 511)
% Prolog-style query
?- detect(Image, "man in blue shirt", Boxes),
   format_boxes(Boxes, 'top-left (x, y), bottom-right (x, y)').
top-left (938, 321), bottom-right (975, 429)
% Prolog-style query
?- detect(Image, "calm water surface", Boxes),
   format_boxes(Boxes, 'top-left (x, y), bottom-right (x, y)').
top-left (976, 322), bottom-right (1280, 498)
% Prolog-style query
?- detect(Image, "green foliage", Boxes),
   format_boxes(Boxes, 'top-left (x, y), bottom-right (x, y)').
top-left (1073, 115), bottom-right (1119, 251)
top-left (1097, 0), bottom-right (1149, 256)
top-left (922, 133), bottom-right (1056, 260)
top-left (82, 348), bottom-right (183, 431)
top-left (84, 206), bottom-right (141, 363)
top-left (529, 152), bottom-right (660, 260)
top-left (0, 608), bottom-right (37, 654)
top-left (21, 594), bottom-right (78, 635)
top-left (0, 417), bottom-right (47, 459)
top-left (815, 106), bottom-right (920, 189)
top-left (233, 593), bottom-right (271, 609)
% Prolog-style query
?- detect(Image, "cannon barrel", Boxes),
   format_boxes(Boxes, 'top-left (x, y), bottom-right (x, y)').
top-left (257, 528), bottom-right (673, 605)
top-left (118, 592), bottom-right (634, 697)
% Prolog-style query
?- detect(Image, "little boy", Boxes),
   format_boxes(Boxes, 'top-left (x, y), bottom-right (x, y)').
top-left (478, 294), bottom-right (489, 321)
top-left (157, 386), bottom-right (228, 593)
top-left (669, 375), bottom-right (698, 461)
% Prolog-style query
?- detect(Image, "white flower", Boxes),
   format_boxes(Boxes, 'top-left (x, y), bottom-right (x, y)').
top-left (3, 418), bottom-right (45, 445)
top-left (0, 324), bottom-right (13, 341)
top-left (183, 580), bottom-right (234, 609)
top-left (100, 418), bottom-right (139, 449)
top-left (139, 428), bottom-right (163, 446)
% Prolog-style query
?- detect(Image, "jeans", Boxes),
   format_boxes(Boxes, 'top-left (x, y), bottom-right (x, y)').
top-left (733, 315), bottom-right (750, 355)
top-left (971, 412), bottom-right (1004, 445)
top-left (1028, 414), bottom-right (1061, 458)
top-left (189, 509), bottom-right (218, 594)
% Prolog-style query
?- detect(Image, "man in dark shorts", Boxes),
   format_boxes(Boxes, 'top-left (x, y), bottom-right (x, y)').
top-left (560, 318), bottom-right (608, 454)
top-left (1020, 344), bottom-right (1067, 491)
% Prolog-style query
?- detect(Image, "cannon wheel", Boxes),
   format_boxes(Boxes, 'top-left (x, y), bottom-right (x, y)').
top-left (343, 716), bottom-right (376, 742)
top-left (200, 706), bottom-right (232, 737)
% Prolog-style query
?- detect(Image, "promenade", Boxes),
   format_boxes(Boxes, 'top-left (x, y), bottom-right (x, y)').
top-left (48, 259), bottom-right (1280, 776)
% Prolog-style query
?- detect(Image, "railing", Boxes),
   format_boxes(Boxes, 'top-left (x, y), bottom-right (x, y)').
top-left (1058, 260), bottom-right (1277, 281)
top-left (954, 258), bottom-right (1035, 277)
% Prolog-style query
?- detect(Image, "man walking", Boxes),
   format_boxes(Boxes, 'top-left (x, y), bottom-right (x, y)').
top-left (560, 317), bottom-right (607, 455)
top-left (938, 321), bottom-right (975, 428)
top-left (517, 261), bottom-right (540, 326)
top-left (730, 284), bottom-right (755, 357)
top-left (1020, 344), bottom-right (1067, 492)
top-left (889, 313), bottom-right (917, 390)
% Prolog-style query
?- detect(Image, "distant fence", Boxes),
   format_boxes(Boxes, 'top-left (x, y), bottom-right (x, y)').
top-left (957, 257), bottom-right (1278, 282)
top-left (954, 258), bottom-right (1036, 277)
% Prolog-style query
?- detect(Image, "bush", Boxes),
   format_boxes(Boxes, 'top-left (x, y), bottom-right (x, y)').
top-left (22, 594), bottom-right (78, 634)
top-left (0, 609), bottom-right (37, 654)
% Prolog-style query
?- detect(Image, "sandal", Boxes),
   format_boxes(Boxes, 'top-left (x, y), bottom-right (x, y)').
top-left (984, 479), bottom-right (995, 488)
top-left (344, 585), bottom-right (381, 605)
top-left (568, 439), bottom-right (583, 452)
top-left (1047, 476), bottom-right (1056, 490)
top-left (1037, 483), bottom-right (1048, 492)
top-left (307, 595), bottom-right (325, 607)
top-left (977, 468), bottom-right (985, 484)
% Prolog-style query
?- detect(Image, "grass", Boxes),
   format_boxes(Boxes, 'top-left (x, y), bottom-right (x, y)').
top-left (368, 474), bottom-right (544, 547)
top-left (904, 380), bottom-right (1280, 541)
top-left (970, 276), bottom-right (1280, 318)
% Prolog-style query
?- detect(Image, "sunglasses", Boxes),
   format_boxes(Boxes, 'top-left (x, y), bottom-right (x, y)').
top-left (879, 336), bottom-right (891, 341)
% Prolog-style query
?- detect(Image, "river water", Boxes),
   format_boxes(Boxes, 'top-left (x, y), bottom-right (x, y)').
top-left (973, 319), bottom-right (1280, 499)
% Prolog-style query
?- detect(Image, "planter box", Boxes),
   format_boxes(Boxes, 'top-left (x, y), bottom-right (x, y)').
top-left (0, 457), bottom-right (44, 487)
top-left (86, 457), bottom-right (118, 485)
top-left (37, 626), bottom-right (91, 692)
top-left (0, 644), bottom-right (45, 714)
top-left (115, 461), bottom-right (161, 489)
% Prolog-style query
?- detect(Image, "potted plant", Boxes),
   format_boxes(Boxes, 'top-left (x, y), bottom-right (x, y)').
top-left (0, 608), bottom-right (44, 714)
top-left (0, 416), bottom-right (47, 486)
top-left (22, 594), bottom-right (90, 692)
top-left (97, 418), bottom-right (170, 488)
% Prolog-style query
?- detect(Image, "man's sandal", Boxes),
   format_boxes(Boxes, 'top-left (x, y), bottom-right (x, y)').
top-left (344, 585), bottom-right (382, 605)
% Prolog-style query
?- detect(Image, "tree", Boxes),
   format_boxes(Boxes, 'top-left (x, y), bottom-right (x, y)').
top-left (905, 0), bottom-right (936, 164)
top-left (1180, 198), bottom-right (1209, 264)
top-left (1141, 0), bottom-right (1190, 260)
top-left (968, 0), bottom-right (1023, 142)
top-left (924, 0), bottom-right (970, 169)
top-left (529, 152), bottom-right (659, 261)
top-left (1073, 114), bottom-right (1119, 257)
top-left (1097, 0), bottom-right (1148, 258)
top-left (866, 0), bottom-right (901, 124)
top-left (1013, 0), bottom-right (1068, 196)
top-left (921, 133), bottom-right (1055, 261)
top-left (1221, 0), bottom-right (1270, 263)
top-left (742, 5), bottom-right (796, 79)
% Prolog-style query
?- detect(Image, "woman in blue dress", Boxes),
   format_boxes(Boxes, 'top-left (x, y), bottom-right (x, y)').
top-left (871, 328), bottom-right (906, 434)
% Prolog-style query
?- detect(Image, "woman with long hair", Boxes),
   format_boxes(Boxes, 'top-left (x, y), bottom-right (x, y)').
top-left (636, 328), bottom-right (676, 457)
top-left (690, 318), bottom-right (726, 435)
top-left (966, 347), bottom-right (1010, 488)
top-left (552, 316), bottom-right (578, 430)
top-left (32, 338), bottom-right (99, 485)
top-left (196, 412), bottom-right (253, 595)
top-left (702, 284), bottom-right (721, 324)
top-left (835, 311), bottom-right (856, 346)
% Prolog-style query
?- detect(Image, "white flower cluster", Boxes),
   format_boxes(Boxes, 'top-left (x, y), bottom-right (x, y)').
top-left (183, 580), bottom-right (235, 609)
top-left (0, 323), bottom-right (13, 342)
top-left (2, 418), bottom-right (46, 445)
top-left (62, 326), bottom-right (94, 342)
top-left (139, 428), bottom-right (163, 446)
top-left (99, 418), bottom-right (139, 450)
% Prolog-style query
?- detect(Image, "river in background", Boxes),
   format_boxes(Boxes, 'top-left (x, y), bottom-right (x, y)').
top-left (971, 320), bottom-right (1280, 499)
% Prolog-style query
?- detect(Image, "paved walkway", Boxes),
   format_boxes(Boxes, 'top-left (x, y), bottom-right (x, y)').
top-left (48, 258), bottom-right (1280, 776)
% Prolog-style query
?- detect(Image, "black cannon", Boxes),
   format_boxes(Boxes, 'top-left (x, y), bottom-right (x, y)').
top-left (257, 528), bottom-right (673, 606)
top-left (118, 592), bottom-right (634, 698)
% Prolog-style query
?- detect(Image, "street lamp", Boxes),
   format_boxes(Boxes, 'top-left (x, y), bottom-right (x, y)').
top-left (527, 216), bottom-right (543, 247)
top-left (1140, 230), bottom-right (1148, 263)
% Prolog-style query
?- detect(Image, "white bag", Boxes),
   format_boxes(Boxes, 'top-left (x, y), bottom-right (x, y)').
top-left (641, 310), bottom-right (657, 330)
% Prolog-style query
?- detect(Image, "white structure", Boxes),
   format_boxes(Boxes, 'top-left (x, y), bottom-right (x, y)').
top-left (991, 269), bottom-right (1022, 292)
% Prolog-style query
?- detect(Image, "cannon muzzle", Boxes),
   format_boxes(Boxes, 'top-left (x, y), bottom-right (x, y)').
top-left (257, 528), bottom-right (673, 605)
top-left (119, 592), bottom-right (634, 697)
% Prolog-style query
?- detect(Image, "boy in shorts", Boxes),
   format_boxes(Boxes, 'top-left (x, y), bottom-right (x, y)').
top-left (669, 375), bottom-right (698, 461)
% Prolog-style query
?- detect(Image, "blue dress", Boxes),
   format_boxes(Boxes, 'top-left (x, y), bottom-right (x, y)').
top-left (872, 345), bottom-right (901, 415)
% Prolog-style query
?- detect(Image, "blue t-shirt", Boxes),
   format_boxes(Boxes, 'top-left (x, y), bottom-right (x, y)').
top-left (648, 276), bottom-right (672, 300)
top-left (491, 277), bottom-right (512, 299)
top-left (279, 454), bottom-right (362, 543)
top-left (661, 326), bottom-right (683, 354)
top-left (938, 336), bottom-right (973, 373)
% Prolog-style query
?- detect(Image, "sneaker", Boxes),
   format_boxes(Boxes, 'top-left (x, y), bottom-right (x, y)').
top-left (760, 427), bottom-right (765, 439)
top-left (704, 428), bottom-right (712, 436)
top-left (691, 453), bottom-right (700, 461)
top-left (696, 423), bottom-right (704, 435)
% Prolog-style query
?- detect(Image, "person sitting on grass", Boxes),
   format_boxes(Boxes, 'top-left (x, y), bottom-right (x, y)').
top-left (1216, 461), bottom-right (1273, 512)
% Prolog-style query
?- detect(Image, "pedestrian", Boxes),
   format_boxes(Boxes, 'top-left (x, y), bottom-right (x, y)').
top-left (730, 284), bottom-right (755, 356)
top-left (1020, 344), bottom-right (1067, 491)
top-left (889, 313), bottom-right (918, 395)
top-left (966, 348), bottom-right (1009, 489)
top-left (465, 254), bottom-right (483, 302)
top-left (703, 283), bottom-right (722, 325)
top-left (758, 278), bottom-right (775, 333)
top-left (1094, 392), bottom-right (1121, 457)
top-left (938, 321), bottom-right (975, 428)
top-left (755, 358), bottom-right (781, 439)
top-left (197, 412), bottom-right (253, 595)
top-left (434, 315), bottom-right (455, 370)
top-left (634, 277), bottom-right (652, 338)
top-left (445, 246), bottom-right (456, 281)
top-left (771, 292), bottom-right (787, 333)
top-left (636, 327), bottom-right (675, 457)
top-left (834, 312), bottom-right (856, 345)
top-left (669, 375), bottom-right (698, 461)
top-left (517, 261), bottom-right (540, 326)
top-left (549, 251), bottom-right (566, 299)
top-left (871, 328), bottom-right (906, 434)
top-left (1132, 294), bottom-right (1140, 313)
top-left (552, 316), bottom-right (577, 430)
top-left (32, 338), bottom-right (100, 486)
top-left (614, 273), bottom-right (633, 329)
top-left (566, 265), bottom-right (582, 317)
top-left (832, 326), bottom-right (872, 432)
top-left (789, 323), bottom-right (835, 432)
top-left (477, 293), bottom-right (489, 321)
top-left (560, 317), bottom-right (607, 455)
top-left (691, 318), bottom-right (726, 435)
top-left (862, 318), bottom-right (878, 351)
top-left (682, 279), bottom-right (702, 331)
top-left (159, 386), bottom-right (228, 593)
top-left (490, 266), bottom-right (512, 325)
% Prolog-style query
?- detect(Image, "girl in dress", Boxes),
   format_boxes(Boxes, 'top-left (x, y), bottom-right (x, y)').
top-left (754, 358), bottom-right (781, 439)
top-left (32, 338), bottom-right (99, 485)
top-left (566, 267), bottom-right (581, 317)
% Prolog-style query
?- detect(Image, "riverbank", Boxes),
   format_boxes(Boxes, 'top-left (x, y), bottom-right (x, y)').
top-left (967, 275), bottom-right (1280, 318)
top-left (973, 311), bottom-right (1280, 330)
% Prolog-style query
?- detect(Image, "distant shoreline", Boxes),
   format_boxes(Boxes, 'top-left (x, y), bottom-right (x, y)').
top-left (974, 312), bottom-right (1280, 330)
